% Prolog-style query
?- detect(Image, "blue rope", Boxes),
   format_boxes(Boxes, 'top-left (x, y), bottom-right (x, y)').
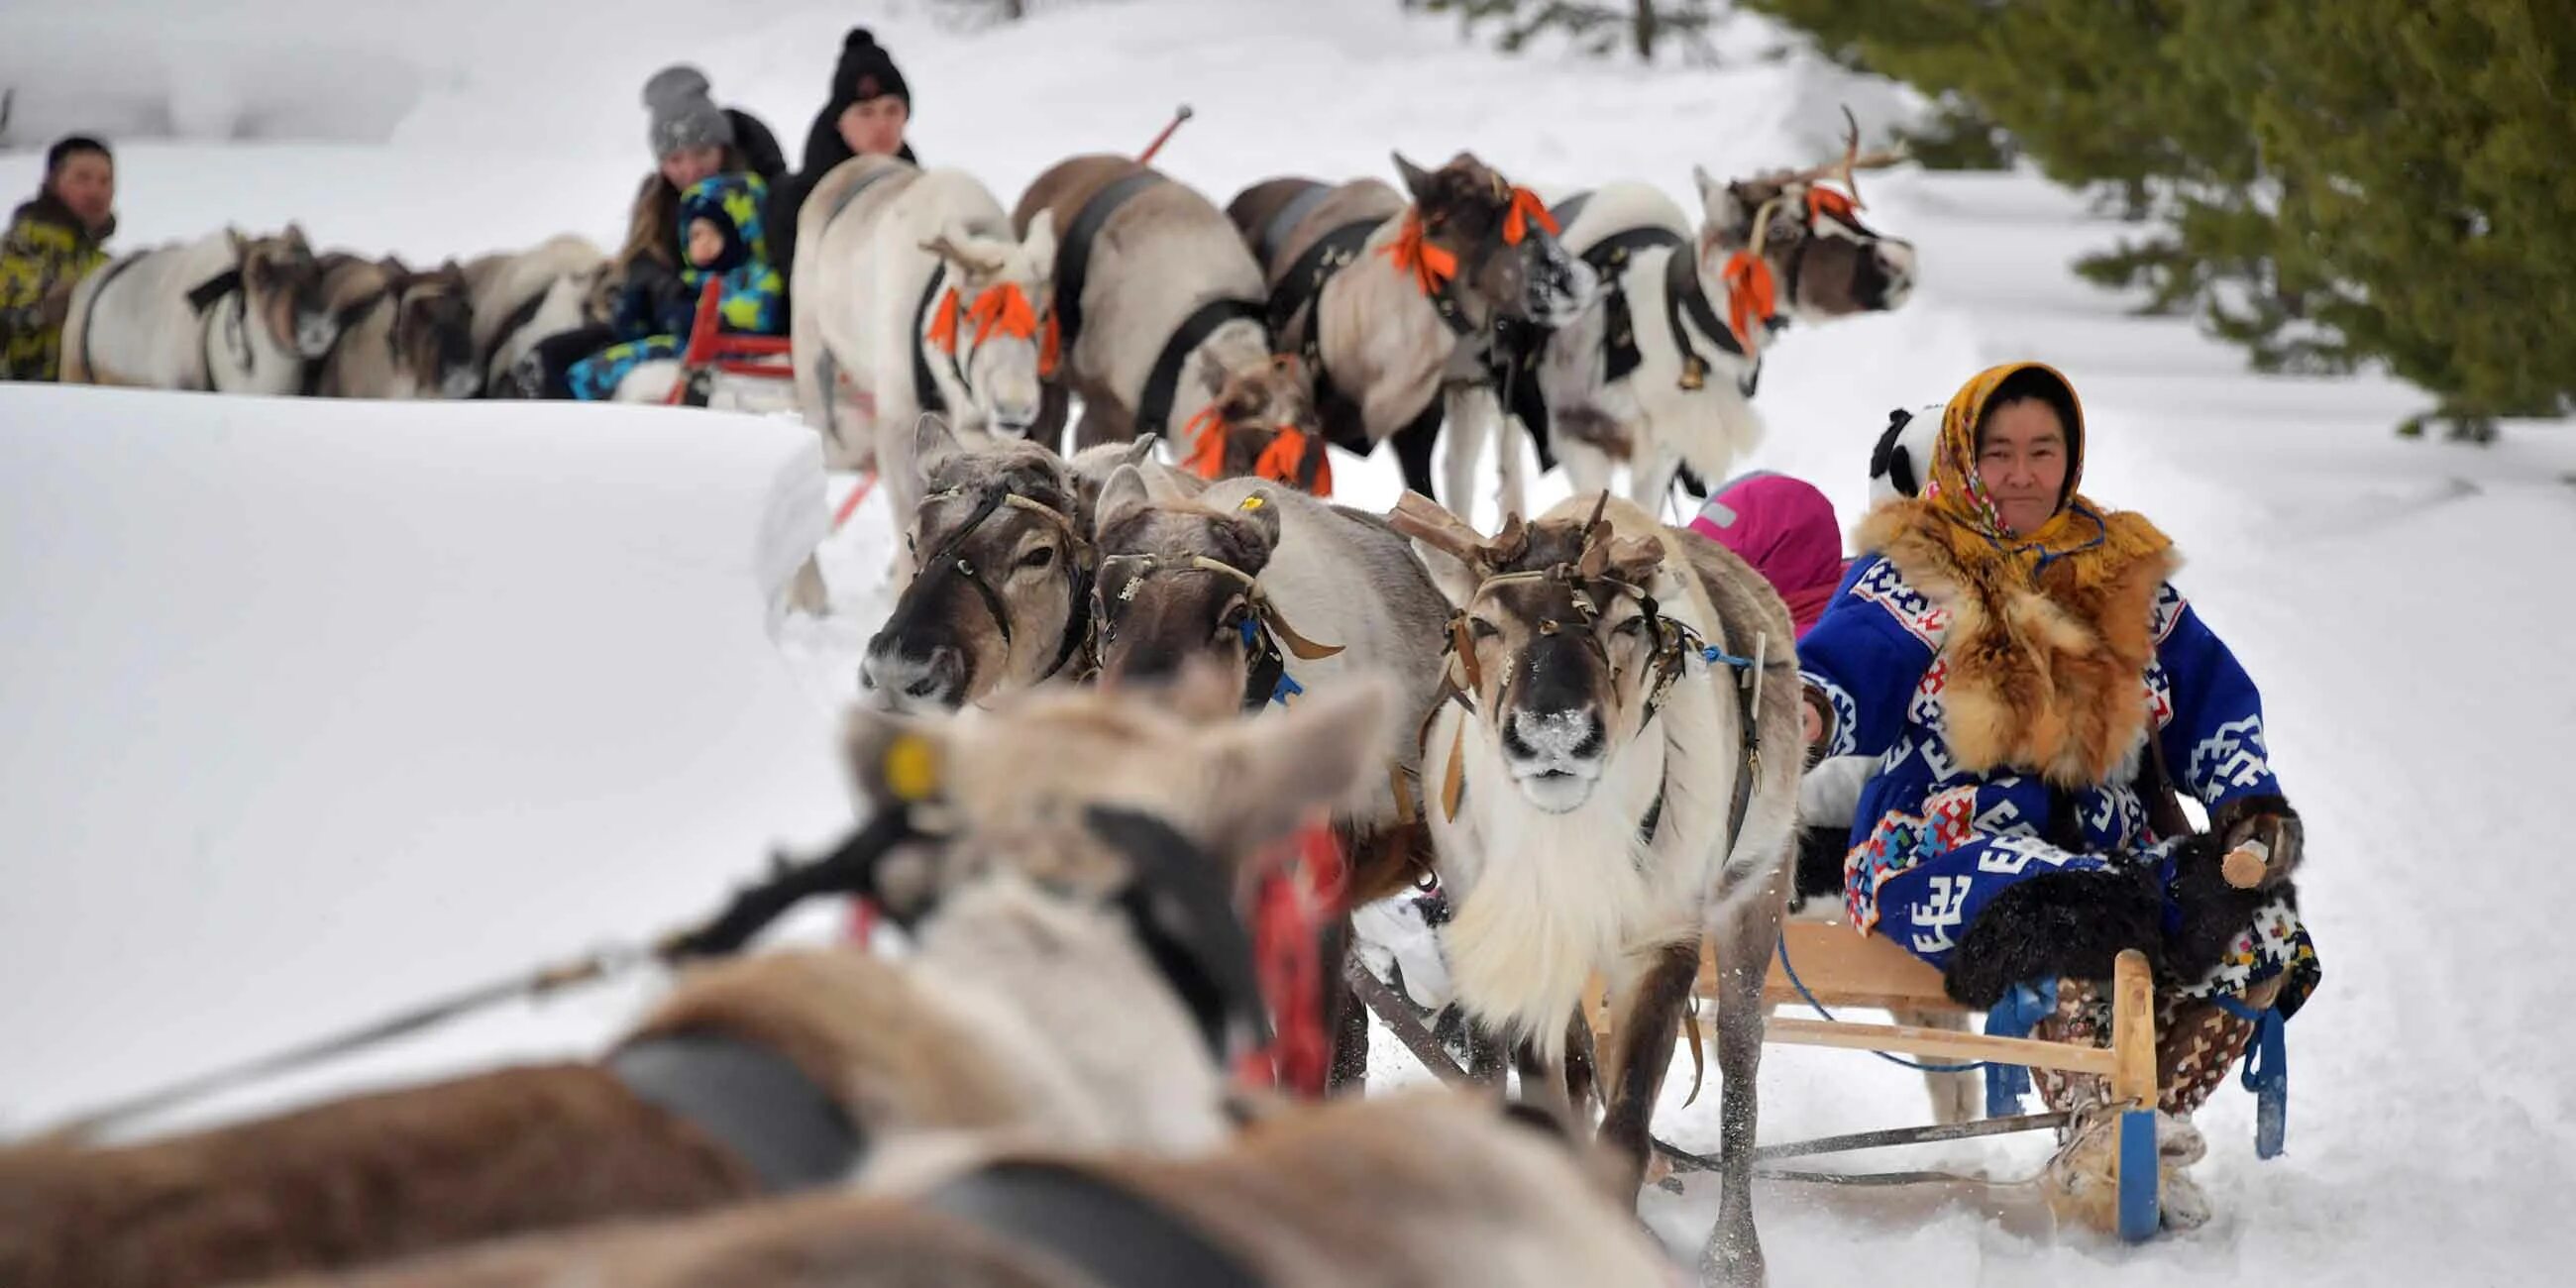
top-left (1698, 644), bottom-right (1759, 670)
top-left (2210, 992), bottom-right (2290, 1159)
top-left (1773, 933), bottom-right (1986, 1073)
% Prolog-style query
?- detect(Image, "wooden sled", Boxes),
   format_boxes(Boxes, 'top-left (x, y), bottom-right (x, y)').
top-left (1587, 924), bottom-right (2166, 1241)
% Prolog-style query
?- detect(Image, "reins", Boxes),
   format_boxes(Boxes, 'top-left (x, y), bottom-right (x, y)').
top-left (1092, 545), bottom-right (1344, 711)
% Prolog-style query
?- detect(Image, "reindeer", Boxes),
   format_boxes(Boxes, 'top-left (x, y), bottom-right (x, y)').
top-left (857, 418), bottom-right (1099, 712)
top-left (1388, 490), bottom-right (1803, 1286)
top-left (459, 234), bottom-right (614, 396)
top-left (789, 155), bottom-right (1057, 522)
top-left (1226, 153), bottom-right (1592, 519)
top-left (58, 226), bottom-right (338, 393)
top-left (313, 1089), bottom-right (1676, 1288)
top-left (1087, 465), bottom-right (1456, 1085)
top-left (0, 667), bottom-right (1390, 1288)
top-left (1013, 156), bottom-right (1332, 494)
top-left (1088, 465), bottom-right (1449, 889)
top-left (1532, 114), bottom-right (1918, 509)
top-left (305, 255), bottom-right (481, 399)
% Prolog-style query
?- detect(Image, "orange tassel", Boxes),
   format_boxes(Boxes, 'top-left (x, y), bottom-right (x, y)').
top-left (1721, 251), bottom-right (1777, 354)
top-left (968, 282), bottom-right (1039, 347)
top-left (1181, 404), bottom-right (1229, 480)
top-left (1256, 425), bottom-right (1331, 496)
top-left (1807, 185), bottom-right (1860, 221)
top-left (1039, 310), bottom-right (1061, 377)
top-left (1377, 214), bottom-right (1458, 296)
top-left (1502, 185), bottom-right (1558, 246)
top-left (926, 287), bottom-right (963, 354)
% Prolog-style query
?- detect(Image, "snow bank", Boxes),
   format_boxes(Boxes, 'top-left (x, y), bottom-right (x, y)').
top-left (0, 385), bottom-right (856, 1136)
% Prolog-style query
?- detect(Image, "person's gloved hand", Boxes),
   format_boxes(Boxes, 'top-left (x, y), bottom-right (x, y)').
top-left (2209, 794), bottom-right (2303, 886)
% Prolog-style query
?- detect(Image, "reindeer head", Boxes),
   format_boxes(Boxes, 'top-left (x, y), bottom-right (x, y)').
top-left (1393, 490), bottom-right (1690, 814)
top-left (918, 210), bottom-right (1059, 437)
top-left (233, 223), bottom-right (338, 359)
top-left (841, 659), bottom-right (1395, 932)
top-left (1187, 355), bottom-right (1329, 492)
top-left (392, 260), bottom-right (480, 399)
top-left (1391, 151), bottom-right (1591, 329)
top-left (1089, 467), bottom-right (1294, 700)
top-left (860, 417), bottom-right (1093, 712)
top-left (1691, 110), bottom-right (1916, 320)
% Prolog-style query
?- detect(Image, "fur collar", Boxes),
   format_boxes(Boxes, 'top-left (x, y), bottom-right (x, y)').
top-left (1858, 498), bottom-right (2177, 788)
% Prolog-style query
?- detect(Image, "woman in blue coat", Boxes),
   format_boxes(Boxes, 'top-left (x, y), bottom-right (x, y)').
top-left (1795, 361), bottom-right (2319, 1231)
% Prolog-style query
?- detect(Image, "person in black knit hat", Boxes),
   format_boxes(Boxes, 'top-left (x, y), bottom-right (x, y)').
top-left (767, 27), bottom-right (919, 288)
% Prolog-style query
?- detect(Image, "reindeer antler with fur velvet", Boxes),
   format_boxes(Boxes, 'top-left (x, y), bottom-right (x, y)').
top-left (919, 233), bottom-right (1005, 278)
top-left (1744, 106), bottom-right (1911, 251)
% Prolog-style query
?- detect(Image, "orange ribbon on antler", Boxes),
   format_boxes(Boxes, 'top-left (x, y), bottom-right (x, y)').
top-left (967, 282), bottom-right (1038, 347)
top-left (1378, 213), bottom-right (1458, 296)
top-left (1807, 185), bottom-right (1861, 222)
top-left (1721, 250), bottom-right (1778, 355)
top-left (1502, 185), bottom-right (1558, 246)
top-left (926, 287), bottom-right (964, 354)
top-left (1182, 404), bottom-right (1229, 480)
top-left (1256, 425), bottom-right (1331, 496)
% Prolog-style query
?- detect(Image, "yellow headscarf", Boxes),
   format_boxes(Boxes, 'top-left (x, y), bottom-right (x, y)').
top-left (1914, 361), bottom-right (2171, 590)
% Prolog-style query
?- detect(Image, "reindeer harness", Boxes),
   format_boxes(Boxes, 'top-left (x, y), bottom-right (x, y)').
top-left (1422, 519), bottom-right (1780, 842)
top-left (1092, 542), bottom-right (1345, 711)
top-left (913, 483), bottom-right (1097, 685)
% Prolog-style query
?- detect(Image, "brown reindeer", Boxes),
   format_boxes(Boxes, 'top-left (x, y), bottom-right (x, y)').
top-left (1389, 490), bottom-right (1803, 1287)
top-left (0, 668), bottom-right (1391, 1288)
top-left (1012, 157), bottom-right (1330, 501)
top-left (308, 255), bottom-right (482, 399)
top-left (300, 1088), bottom-right (1677, 1288)
top-left (856, 418), bottom-right (1101, 712)
top-left (1227, 154), bottom-right (1593, 519)
top-left (1087, 466), bottom-right (1454, 1087)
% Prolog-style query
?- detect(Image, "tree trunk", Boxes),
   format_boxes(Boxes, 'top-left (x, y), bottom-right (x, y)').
top-left (1634, 0), bottom-right (1659, 59)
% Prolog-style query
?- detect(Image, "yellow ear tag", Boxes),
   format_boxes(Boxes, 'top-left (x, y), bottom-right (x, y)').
top-left (881, 732), bottom-right (942, 804)
top-left (1238, 494), bottom-right (1265, 512)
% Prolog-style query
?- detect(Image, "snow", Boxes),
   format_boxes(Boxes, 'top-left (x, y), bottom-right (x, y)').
top-left (5, 0), bottom-right (2574, 1283)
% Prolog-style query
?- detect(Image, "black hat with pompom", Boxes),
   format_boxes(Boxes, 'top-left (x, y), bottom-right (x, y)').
top-left (830, 29), bottom-right (912, 116)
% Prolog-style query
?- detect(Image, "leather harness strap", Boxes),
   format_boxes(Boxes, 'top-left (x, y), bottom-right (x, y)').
top-left (606, 1031), bottom-right (864, 1194)
top-left (1135, 296), bottom-right (1265, 439)
top-left (1053, 168), bottom-right (1167, 353)
top-left (1253, 181), bottom-right (1333, 268)
top-left (917, 1159), bottom-right (1266, 1288)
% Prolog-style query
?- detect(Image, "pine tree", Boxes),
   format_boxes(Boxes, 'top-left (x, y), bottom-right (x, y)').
top-left (1419, 0), bottom-right (1720, 61)
top-left (1743, 0), bottom-right (2576, 436)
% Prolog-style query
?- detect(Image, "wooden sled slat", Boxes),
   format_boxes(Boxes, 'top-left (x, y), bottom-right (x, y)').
top-left (1754, 919), bottom-right (1959, 1013)
top-left (1764, 1018), bottom-right (2118, 1075)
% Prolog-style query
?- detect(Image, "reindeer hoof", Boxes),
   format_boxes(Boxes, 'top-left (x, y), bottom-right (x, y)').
top-left (1697, 1229), bottom-right (1768, 1288)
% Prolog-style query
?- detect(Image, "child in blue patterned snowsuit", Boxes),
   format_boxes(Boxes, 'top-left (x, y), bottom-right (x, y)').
top-left (1796, 361), bottom-right (2318, 1233)
top-left (567, 172), bottom-right (784, 401)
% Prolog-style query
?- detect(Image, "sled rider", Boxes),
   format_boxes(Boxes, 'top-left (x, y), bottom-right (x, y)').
top-left (1793, 361), bottom-right (2321, 1232)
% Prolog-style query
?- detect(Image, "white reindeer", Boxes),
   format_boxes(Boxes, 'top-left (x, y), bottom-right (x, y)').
top-left (59, 226), bottom-right (339, 394)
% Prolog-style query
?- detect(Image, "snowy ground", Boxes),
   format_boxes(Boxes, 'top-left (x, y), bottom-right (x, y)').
top-left (4, 1), bottom-right (2572, 1284)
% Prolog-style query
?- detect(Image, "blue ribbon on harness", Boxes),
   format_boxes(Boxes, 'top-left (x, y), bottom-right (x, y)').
top-left (1240, 617), bottom-right (1303, 706)
top-left (1698, 644), bottom-right (1758, 670)
top-left (1981, 977), bottom-right (2058, 1118)
top-left (2210, 993), bottom-right (2288, 1159)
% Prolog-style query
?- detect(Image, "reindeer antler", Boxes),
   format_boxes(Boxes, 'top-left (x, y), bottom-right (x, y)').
top-left (1785, 106), bottom-right (1909, 203)
top-left (1388, 491), bottom-right (1492, 571)
top-left (1739, 106), bottom-right (1912, 254)
top-left (919, 233), bottom-right (1004, 277)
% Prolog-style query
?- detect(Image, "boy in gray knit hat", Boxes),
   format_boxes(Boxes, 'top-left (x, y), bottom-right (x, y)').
top-left (644, 64), bottom-right (736, 163)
